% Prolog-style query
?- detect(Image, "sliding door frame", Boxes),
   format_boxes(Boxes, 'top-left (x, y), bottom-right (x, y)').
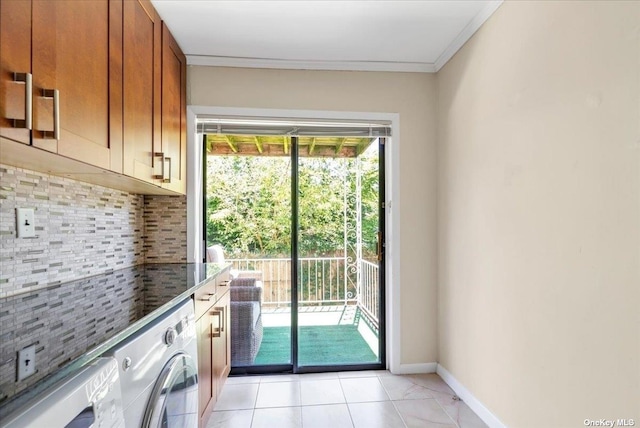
top-left (189, 106), bottom-right (401, 374)
top-left (292, 137), bottom-right (386, 374)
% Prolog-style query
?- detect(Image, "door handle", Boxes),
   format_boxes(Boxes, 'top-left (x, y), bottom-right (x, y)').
top-left (153, 152), bottom-right (164, 180)
top-left (211, 309), bottom-right (222, 337)
top-left (42, 88), bottom-right (60, 140)
top-left (200, 292), bottom-right (216, 302)
top-left (12, 72), bottom-right (32, 130)
top-left (164, 156), bottom-right (172, 183)
top-left (153, 153), bottom-right (171, 183)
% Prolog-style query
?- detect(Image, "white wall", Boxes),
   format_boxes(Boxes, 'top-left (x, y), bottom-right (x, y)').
top-left (437, 1), bottom-right (640, 425)
top-left (188, 67), bottom-right (438, 368)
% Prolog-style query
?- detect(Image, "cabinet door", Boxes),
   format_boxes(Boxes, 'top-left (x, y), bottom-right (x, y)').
top-left (31, 0), bottom-right (119, 170)
top-left (212, 291), bottom-right (231, 397)
top-left (0, 0), bottom-right (32, 145)
top-left (197, 312), bottom-right (215, 427)
top-left (123, 0), bottom-right (161, 185)
top-left (160, 23), bottom-right (186, 194)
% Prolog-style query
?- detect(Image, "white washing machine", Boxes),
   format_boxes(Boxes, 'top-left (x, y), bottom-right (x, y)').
top-left (105, 299), bottom-right (199, 428)
top-left (2, 357), bottom-right (125, 428)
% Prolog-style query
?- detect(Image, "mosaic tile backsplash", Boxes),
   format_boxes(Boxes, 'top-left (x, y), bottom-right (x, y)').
top-left (0, 264), bottom-right (204, 403)
top-left (0, 269), bottom-right (142, 402)
top-left (0, 164), bottom-right (188, 298)
top-left (143, 195), bottom-right (188, 264)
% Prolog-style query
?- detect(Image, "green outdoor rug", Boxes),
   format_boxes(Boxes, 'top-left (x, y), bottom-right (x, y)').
top-left (254, 325), bottom-right (378, 366)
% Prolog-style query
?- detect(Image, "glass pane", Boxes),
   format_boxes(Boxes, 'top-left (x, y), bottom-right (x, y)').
top-left (205, 149), bottom-right (292, 367)
top-left (160, 356), bottom-right (198, 427)
top-left (297, 139), bottom-right (381, 367)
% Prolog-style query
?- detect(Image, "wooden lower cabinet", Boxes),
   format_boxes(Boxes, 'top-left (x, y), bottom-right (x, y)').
top-left (197, 289), bottom-right (231, 428)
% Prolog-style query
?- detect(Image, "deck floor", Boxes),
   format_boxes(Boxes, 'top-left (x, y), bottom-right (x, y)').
top-left (255, 305), bottom-right (380, 365)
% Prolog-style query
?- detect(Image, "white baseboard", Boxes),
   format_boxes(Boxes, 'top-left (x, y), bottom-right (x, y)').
top-left (391, 362), bottom-right (437, 375)
top-left (436, 364), bottom-right (507, 428)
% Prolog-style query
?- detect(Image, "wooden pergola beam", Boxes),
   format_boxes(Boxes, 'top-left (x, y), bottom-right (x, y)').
top-left (254, 136), bottom-right (263, 154)
top-left (205, 134), bottom-right (215, 153)
top-left (335, 137), bottom-right (347, 155)
top-left (355, 138), bottom-right (371, 156)
top-left (283, 136), bottom-right (289, 154)
top-left (308, 137), bottom-right (317, 155)
top-left (225, 135), bottom-right (238, 153)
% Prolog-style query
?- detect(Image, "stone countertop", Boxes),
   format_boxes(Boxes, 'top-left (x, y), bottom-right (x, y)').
top-left (0, 262), bottom-right (230, 416)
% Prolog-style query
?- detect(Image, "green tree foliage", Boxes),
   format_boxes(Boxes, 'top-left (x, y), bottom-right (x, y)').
top-left (206, 145), bottom-right (380, 260)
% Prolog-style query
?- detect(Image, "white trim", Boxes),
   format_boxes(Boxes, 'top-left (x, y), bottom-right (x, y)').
top-left (186, 55), bottom-right (436, 73)
top-left (186, 106), bottom-right (401, 371)
top-left (436, 364), bottom-right (508, 428)
top-left (434, 0), bottom-right (504, 71)
top-left (185, 2), bottom-right (503, 74)
top-left (186, 107), bottom-right (202, 263)
top-left (392, 362), bottom-right (437, 375)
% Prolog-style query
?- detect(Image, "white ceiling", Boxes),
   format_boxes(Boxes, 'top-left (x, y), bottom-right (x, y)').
top-left (151, 0), bottom-right (502, 73)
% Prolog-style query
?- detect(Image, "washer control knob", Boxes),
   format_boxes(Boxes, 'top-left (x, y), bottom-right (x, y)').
top-left (122, 357), bottom-right (132, 372)
top-left (164, 327), bottom-right (177, 346)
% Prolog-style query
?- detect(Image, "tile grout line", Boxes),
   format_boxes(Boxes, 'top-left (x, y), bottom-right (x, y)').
top-left (379, 376), bottom-right (409, 428)
top-left (433, 397), bottom-right (460, 428)
top-left (337, 377), bottom-right (357, 428)
top-left (251, 382), bottom-right (261, 428)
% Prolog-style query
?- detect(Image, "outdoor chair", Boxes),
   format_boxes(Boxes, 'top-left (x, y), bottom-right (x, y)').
top-left (206, 245), bottom-right (265, 364)
top-left (206, 245), bottom-right (264, 282)
top-left (229, 279), bottom-right (264, 365)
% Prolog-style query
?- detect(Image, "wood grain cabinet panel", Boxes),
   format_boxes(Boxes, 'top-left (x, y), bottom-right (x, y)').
top-left (214, 291), bottom-right (232, 396)
top-left (122, 0), bottom-right (162, 186)
top-left (196, 275), bottom-right (232, 427)
top-left (0, 0), bottom-right (122, 171)
top-left (32, 0), bottom-right (120, 169)
top-left (0, 0), bottom-right (32, 145)
top-left (197, 311), bottom-right (215, 426)
top-left (160, 23), bottom-right (187, 194)
top-left (0, 0), bottom-right (186, 195)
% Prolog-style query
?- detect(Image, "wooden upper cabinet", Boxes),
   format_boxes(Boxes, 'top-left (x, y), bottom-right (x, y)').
top-left (0, 0), bottom-right (186, 195)
top-left (122, 0), bottom-right (162, 185)
top-left (0, 0), bottom-right (32, 145)
top-left (1, 0), bottom-right (121, 171)
top-left (160, 23), bottom-right (187, 194)
top-left (30, 0), bottom-right (122, 171)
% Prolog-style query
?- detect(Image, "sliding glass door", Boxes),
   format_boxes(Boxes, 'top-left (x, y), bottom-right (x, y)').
top-left (295, 139), bottom-right (384, 369)
top-left (204, 128), bottom-right (386, 374)
top-left (204, 152), bottom-right (292, 371)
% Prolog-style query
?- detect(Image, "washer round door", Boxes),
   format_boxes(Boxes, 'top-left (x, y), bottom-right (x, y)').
top-left (142, 352), bottom-right (199, 428)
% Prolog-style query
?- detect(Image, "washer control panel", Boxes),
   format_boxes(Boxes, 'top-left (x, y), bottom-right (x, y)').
top-left (164, 327), bottom-right (177, 346)
top-left (2, 358), bottom-right (125, 428)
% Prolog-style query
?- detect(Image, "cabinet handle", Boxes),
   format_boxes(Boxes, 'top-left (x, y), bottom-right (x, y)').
top-left (42, 89), bottom-right (60, 140)
top-left (153, 152), bottom-right (164, 180)
top-left (153, 153), bottom-right (171, 183)
top-left (164, 157), bottom-right (172, 183)
top-left (211, 309), bottom-right (222, 338)
top-left (200, 292), bottom-right (216, 302)
top-left (13, 72), bottom-right (32, 130)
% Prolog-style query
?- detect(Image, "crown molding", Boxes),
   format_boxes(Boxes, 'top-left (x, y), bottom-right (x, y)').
top-left (186, 0), bottom-right (502, 74)
top-left (434, 0), bottom-right (503, 71)
top-left (186, 55), bottom-right (437, 73)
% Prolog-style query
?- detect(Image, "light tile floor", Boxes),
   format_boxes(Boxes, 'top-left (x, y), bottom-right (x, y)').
top-left (207, 370), bottom-right (488, 428)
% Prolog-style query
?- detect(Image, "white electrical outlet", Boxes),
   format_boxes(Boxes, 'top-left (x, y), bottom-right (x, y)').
top-left (16, 208), bottom-right (35, 238)
top-left (17, 345), bottom-right (36, 381)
